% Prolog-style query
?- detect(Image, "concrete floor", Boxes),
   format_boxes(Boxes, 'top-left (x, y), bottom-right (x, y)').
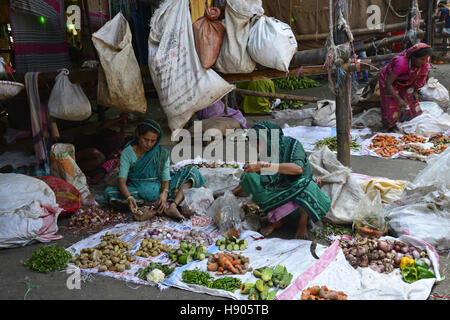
top-left (1, 65), bottom-right (449, 301)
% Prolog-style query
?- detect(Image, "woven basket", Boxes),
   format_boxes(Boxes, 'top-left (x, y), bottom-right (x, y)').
top-left (0, 80), bottom-right (24, 100)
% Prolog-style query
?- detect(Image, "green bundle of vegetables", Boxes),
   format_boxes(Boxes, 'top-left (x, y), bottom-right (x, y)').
top-left (241, 265), bottom-right (293, 300)
top-left (182, 269), bottom-right (241, 292)
top-left (215, 236), bottom-right (248, 251)
top-left (314, 136), bottom-right (361, 152)
top-left (136, 262), bottom-right (175, 281)
top-left (275, 76), bottom-right (321, 90)
top-left (24, 245), bottom-right (72, 273)
top-left (168, 242), bottom-right (209, 265)
top-left (275, 100), bottom-right (307, 110)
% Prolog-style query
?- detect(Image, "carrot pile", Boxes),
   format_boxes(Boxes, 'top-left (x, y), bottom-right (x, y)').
top-left (368, 133), bottom-right (449, 158)
top-left (207, 252), bottom-right (252, 276)
top-left (301, 286), bottom-right (347, 300)
top-left (368, 134), bottom-right (401, 157)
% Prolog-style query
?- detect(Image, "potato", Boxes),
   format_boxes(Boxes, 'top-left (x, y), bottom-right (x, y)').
top-left (119, 259), bottom-right (127, 264)
top-left (104, 260), bottom-right (113, 267)
top-left (125, 262), bottom-right (131, 270)
top-left (117, 264), bottom-right (125, 272)
top-left (111, 257), bottom-right (120, 264)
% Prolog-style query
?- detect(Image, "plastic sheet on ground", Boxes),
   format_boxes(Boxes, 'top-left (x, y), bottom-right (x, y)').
top-left (66, 217), bottom-right (221, 288)
top-left (66, 222), bottom-right (440, 299)
top-left (282, 124), bottom-right (371, 155)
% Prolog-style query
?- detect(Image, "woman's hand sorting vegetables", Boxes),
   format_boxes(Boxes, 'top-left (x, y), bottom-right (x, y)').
top-left (155, 191), bottom-right (168, 214)
top-left (243, 162), bottom-right (264, 173)
top-left (128, 196), bottom-right (138, 213)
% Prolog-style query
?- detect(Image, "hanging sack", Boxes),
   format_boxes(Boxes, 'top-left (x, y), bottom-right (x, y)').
top-left (48, 69), bottom-right (91, 121)
top-left (92, 13), bottom-right (147, 114)
top-left (214, 0), bottom-right (264, 74)
top-left (193, 1), bottom-right (226, 69)
top-left (148, 0), bottom-right (233, 131)
top-left (247, 16), bottom-right (297, 72)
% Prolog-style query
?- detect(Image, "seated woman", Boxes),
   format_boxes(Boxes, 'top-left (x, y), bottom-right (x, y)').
top-left (232, 121), bottom-right (331, 239)
top-left (104, 119), bottom-right (206, 221)
top-left (378, 43), bottom-right (433, 129)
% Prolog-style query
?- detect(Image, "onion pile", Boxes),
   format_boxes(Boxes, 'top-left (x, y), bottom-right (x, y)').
top-left (144, 228), bottom-right (180, 241)
top-left (69, 207), bottom-right (128, 229)
top-left (339, 238), bottom-right (429, 274)
top-left (182, 229), bottom-right (214, 247)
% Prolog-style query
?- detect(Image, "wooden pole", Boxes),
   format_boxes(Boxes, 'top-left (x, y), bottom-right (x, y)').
top-left (425, 0), bottom-right (434, 46)
top-left (353, 30), bottom-right (424, 52)
top-left (296, 21), bottom-right (423, 42)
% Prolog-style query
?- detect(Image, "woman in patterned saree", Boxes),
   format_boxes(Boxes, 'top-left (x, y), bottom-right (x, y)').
top-left (104, 120), bottom-right (205, 221)
top-left (232, 121), bottom-right (331, 239)
top-left (378, 43), bottom-right (433, 128)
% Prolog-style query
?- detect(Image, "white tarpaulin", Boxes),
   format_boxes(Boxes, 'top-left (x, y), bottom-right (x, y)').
top-left (282, 124), bottom-right (371, 155)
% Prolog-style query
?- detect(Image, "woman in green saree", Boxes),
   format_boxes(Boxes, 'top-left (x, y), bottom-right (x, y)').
top-left (233, 121), bottom-right (331, 239)
top-left (104, 120), bottom-right (206, 221)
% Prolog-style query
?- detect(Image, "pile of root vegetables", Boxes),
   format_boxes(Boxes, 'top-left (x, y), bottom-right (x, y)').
top-left (301, 286), bottom-right (348, 300)
top-left (339, 238), bottom-right (430, 274)
top-left (207, 252), bottom-right (251, 275)
top-left (368, 133), bottom-right (449, 158)
top-left (68, 207), bottom-right (128, 230)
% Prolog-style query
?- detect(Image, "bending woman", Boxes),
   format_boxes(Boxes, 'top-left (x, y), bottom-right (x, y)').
top-left (104, 120), bottom-right (206, 221)
top-left (232, 121), bottom-right (331, 239)
top-left (378, 43), bottom-right (432, 128)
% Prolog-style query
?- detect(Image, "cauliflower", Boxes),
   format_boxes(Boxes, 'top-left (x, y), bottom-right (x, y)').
top-left (146, 269), bottom-right (165, 283)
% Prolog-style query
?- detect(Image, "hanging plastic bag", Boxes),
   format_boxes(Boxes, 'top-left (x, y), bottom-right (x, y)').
top-left (92, 13), bottom-right (147, 114)
top-left (313, 100), bottom-right (336, 127)
top-left (206, 190), bottom-right (245, 236)
top-left (247, 16), bottom-right (297, 72)
top-left (48, 69), bottom-right (91, 121)
top-left (193, 2), bottom-right (226, 69)
top-left (148, 0), bottom-right (233, 131)
top-left (180, 187), bottom-right (214, 216)
top-left (419, 77), bottom-right (449, 111)
top-left (352, 190), bottom-right (388, 238)
top-left (214, 0), bottom-right (264, 74)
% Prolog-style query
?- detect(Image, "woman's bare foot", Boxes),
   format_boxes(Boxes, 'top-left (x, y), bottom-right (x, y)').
top-left (294, 229), bottom-right (311, 240)
top-left (295, 209), bottom-right (310, 240)
top-left (165, 203), bottom-right (185, 221)
top-left (260, 220), bottom-right (283, 236)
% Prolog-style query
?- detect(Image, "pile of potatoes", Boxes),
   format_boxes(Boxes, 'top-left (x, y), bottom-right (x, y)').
top-left (71, 232), bottom-right (135, 272)
top-left (135, 238), bottom-right (172, 258)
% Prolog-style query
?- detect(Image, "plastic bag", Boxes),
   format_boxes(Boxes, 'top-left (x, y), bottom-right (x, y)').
top-left (419, 77), bottom-right (449, 111)
top-left (93, 13), bottom-right (147, 114)
top-left (352, 190), bottom-right (388, 238)
top-left (206, 190), bottom-right (245, 235)
top-left (180, 187), bottom-right (214, 216)
top-left (214, 0), bottom-right (263, 74)
top-left (48, 69), bottom-right (91, 121)
top-left (312, 100), bottom-right (336, 127)
top-left (148, 0), bottom-right (233, 131)
top-left (193, 3), bottom-right (226, 69)
top-left (247, 16), bottom-right (297, 72)
top-left (49, 143), bottom-right (91, 203)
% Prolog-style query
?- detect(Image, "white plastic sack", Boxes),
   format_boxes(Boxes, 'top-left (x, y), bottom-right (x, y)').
top-left (48, 69), bottom-right (91, 121)
top-left (214, 0), bottom-right (263, 74)
top-left (312, 100), bottom-right (336, 127)
top-left (386, 148), bottom-right (450, 251)
top-left (180, 187), bottom-right (214, 216)
top-left (93, 13), bottom-right (147, 114)
top-left (308, 146), bottom-right (366, 224)
top-left (247, 16), bottom-right (297, 72)
top-left (148, 0), bottom-right (233, 131)
top-left (419, 77), bottom-right (449, 110)
top-left (0, 174), bottom-right (63, 248)
top-left (199, 167), bottom-right (243, 196)
top-left (352, 108), bottom-right (382, 128)
top-left (396, 101), bottom-right (450, 136)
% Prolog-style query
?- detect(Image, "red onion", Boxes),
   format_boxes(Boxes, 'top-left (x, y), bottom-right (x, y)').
top-left (400, 246), bottom-right (409, 254)
top-left (412, 250), bottom-right (420, 259)
top-left (394, 245), bottom-right (401, 252)
top-left (420, 257), bottom-right (431, 268)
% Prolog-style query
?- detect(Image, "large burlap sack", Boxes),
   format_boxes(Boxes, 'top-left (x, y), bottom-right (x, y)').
top-left (48, 69), bottom-right (91, 121)
top-left (193, 2), bottom-right (226, 69)
top-left (148, 0), bottom-right (233, 131)
top-left (93, 13), bottom-right (147, 114)
top-left (247, 16), bottom-right (297, 72)
top-left (214, 0), bottom-right (263, 74)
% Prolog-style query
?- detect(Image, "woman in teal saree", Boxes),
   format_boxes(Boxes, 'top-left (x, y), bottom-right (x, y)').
top-left (104, 120), bottom-right (205, 221)
top-left (233, 121), bottom-right (331, 239)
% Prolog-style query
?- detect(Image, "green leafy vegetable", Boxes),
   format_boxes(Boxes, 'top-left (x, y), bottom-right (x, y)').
top-left (275, 76), bottom-right (321, 90)
top-left (314, 136), bottom-right (361, 152)
top-left (182, 269), bottom-right (241, 292)
top-left (24, 245), bottom-right (72, 273)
